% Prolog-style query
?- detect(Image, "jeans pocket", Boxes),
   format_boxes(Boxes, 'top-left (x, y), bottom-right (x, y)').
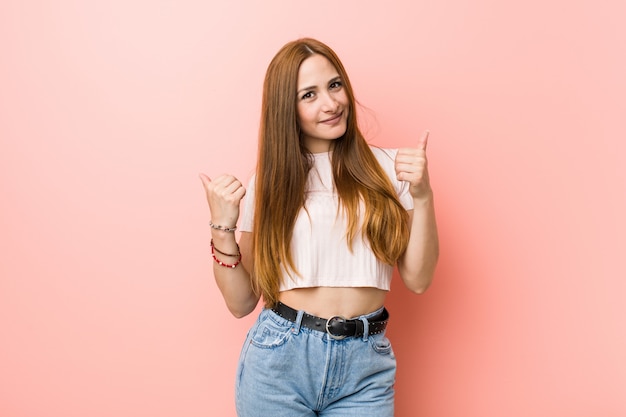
top-left (249, 315), bottom-right (292, 349)
top-left (369, 333), bottom-right (393, 355)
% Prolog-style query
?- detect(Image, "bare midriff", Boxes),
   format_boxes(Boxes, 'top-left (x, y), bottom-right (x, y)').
top-left (278, 287), bottom-right (387, 319)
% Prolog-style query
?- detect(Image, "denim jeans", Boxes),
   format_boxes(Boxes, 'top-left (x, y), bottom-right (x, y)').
top-left (235, 306), bottom-right (396, 417)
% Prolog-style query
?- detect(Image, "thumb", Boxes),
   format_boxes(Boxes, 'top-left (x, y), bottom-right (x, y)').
top-left (199, 173), bottom-right (212, 190)
top-left (418, 130), bottom-right (429, 151)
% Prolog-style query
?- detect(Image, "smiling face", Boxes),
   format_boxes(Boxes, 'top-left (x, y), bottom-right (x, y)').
top-left (296, 54), bottom-right (350, 153)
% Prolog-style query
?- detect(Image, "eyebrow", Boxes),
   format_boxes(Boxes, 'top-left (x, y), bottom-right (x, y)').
top-left (297, 76), bottom-right (342, 94)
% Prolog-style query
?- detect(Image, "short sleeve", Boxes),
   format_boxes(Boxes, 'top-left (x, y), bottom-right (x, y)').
top-left (371, 147), bottom-right (414, 211)
top-left (239, 174), bottom-right (256, 232)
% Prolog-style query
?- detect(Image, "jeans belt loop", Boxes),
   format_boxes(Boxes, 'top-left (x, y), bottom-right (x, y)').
top-left (359, 316), bottom-right (370, 341)
top-left (293, 309), bottom-right (305, 334)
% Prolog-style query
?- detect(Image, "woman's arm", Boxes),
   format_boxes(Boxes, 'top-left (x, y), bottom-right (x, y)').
top-left (398, 198), bottom-right (439, 293)
top-left (200, 173), bottom-right (260, 317)
top-left (210, 230), bottom-right (259, 317)
top-left (394, 131), bottom-right (440, 293)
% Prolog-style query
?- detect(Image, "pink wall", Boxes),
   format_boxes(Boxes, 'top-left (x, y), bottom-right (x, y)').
top-left (1, 1), bottom-right (624, 416)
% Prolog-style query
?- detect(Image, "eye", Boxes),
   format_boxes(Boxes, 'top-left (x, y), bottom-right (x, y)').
top-left (329, 80), bottom-right (343, 90)
top-left (300, 91), bottom-right (314, 100)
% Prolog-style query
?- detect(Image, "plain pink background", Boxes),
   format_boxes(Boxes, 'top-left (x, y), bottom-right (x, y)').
top-left (1, 1), bottom-right (625, 416)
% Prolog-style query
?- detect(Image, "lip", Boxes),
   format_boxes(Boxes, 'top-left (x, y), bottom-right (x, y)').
top-left (320, 111), bottom-right (343, 124)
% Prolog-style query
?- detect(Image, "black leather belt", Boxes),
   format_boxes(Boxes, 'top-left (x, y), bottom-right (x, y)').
top-left (271, 302), bottom-right (389, 340)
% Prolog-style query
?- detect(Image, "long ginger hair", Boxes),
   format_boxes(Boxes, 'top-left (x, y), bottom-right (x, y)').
top-left (252, 38), bottom-right (409, 307)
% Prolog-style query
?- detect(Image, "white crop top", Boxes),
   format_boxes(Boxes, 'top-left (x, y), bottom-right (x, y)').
top-left (239, 147), bottom-right (414, 291)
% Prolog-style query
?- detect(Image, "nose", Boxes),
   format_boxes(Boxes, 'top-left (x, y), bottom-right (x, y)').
top-left (321, 92), bottom-right (339, 112)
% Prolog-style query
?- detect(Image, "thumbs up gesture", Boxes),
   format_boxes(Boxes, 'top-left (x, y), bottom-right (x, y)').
top-left (395, 131), bottom-right (431, 200)
top-left (199, 173), bottom-right (246, 231)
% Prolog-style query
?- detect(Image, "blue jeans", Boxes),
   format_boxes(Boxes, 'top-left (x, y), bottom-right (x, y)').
top-left (235, 306), bottom-right (396, 417)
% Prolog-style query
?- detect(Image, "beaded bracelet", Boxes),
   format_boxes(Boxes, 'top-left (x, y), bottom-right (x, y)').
top-left (209, 221), bottom-right (237, 232)
top-left (210, 239), bottom-right (240, 257)
top-left (210, 240), bottom-right (241, 269)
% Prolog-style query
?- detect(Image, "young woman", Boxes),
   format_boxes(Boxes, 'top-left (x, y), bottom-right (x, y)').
top-left (200, 38), bottom-right (438, 417)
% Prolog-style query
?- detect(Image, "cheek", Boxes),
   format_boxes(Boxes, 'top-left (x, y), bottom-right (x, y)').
top-left (297, 105), bottom-right (316, 126)
top-left (339, 91), bottom-right (350, 107)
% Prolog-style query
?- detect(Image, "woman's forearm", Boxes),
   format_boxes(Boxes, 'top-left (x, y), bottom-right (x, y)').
top-left (397, 194), bottom-right (439, 294)
top-left (211, 231), bottom-right (259, 317)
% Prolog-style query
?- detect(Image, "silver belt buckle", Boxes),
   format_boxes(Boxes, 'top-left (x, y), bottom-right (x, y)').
top-left (325, 315), bottom-right (348, 340)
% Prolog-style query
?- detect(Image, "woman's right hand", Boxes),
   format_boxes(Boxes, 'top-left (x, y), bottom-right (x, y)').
top-left (199, 173), bottom-right (246, 231)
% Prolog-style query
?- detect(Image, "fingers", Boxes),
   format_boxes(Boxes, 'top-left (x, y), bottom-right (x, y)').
top-left (395, 158), bottom-right (427, 183)
top-left (199, 173), bottom-right (246, 202)
top-left (199, 173), bottom-right (239, 191)
top-left (199, 173), bottom-right (246, 226)
top-left (394, 131), bottom-right (432, 198)
top-left (395, 130), bottom-right (429, 170)
top-left (216, 176), bottom-right (245, 200)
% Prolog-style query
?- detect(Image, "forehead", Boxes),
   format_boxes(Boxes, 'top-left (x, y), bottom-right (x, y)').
top-left (297, 54), bottom-right (339, 87)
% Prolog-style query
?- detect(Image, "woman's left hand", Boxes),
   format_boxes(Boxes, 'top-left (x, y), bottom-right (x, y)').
top-left (395, 131), bottom-right (432, 200)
